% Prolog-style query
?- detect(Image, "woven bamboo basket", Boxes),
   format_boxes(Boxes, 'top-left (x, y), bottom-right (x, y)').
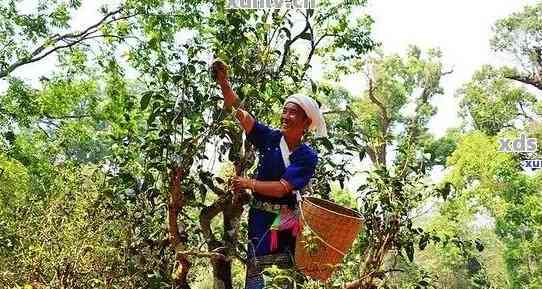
top-left (295, 197), bottom-right (363, 282)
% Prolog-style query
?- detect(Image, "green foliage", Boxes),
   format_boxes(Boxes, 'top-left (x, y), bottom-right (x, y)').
top-left (444, 130), bottom-right (542, 288)
top-left (0, 153), bottom-right (29, 207)
top-left (457, 65), bottom-right (537, 136)
top-left (490, 2), bottom-right (542, 71)
top-left (489, 2), bottom-right (542, 90)
top-left (422, 129), bottom-right (460, 167)
top-left (1, 0), bottom-right (542, 289)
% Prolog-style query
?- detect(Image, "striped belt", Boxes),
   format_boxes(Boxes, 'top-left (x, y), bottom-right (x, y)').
top-left (250, 199), bottom-right (290, 213)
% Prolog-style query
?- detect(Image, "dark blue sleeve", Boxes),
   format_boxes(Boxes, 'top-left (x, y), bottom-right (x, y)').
top-left (246, 121), bottom-right (274, 151)
top-left (281, 149), bottom-right (318, 190)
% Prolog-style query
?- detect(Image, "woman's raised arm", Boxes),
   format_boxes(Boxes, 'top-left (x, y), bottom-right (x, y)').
top-left (212, 60), bottom-right (255, 133)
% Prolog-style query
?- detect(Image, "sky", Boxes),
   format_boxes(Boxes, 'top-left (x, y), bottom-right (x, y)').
top-left (0, 0), bottom-right (118, 90)
top-left (2, 0), bottom-right (538, 225)
top-left (360, 0), bottom-right (539, 138)
top-left (360, 0), bottom-right (539, 227)
top-left (3, 0), bottom-right (538, 133)
top-left (3, 0), bottom-right (537, 162)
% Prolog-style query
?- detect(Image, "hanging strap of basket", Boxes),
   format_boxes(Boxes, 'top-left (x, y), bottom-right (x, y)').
top-left (279, 137), bottom-right (347, 257)
top-left (295, 195), bottom-right (348, 257)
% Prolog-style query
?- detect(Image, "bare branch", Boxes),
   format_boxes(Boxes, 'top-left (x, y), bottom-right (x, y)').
top-left (177, 250), bottom-right (230, 262)
top-left (507, 74), bottom-right (542, 91)
top-left (299, 11), bottom-right (315, 81)
top-left (168, 166), bottom-right (185, 246)
top-left (367, 78), bottom-right (389, 165)
top-left (55, 8), bottom-right (124, 41)
top-left (167, 166), bottom-right (193, 288)
top-left (315, 33), bottom-right (334, 48)
top-left (0, 7), bottom-right (132, 79)
top-left (276, 12), bottom-right (311, 77)
top-left (367, 78), bottom-right (388, 121)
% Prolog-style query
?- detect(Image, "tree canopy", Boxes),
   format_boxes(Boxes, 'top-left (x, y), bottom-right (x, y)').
top-left (0, 1), bottom-right (541, 289)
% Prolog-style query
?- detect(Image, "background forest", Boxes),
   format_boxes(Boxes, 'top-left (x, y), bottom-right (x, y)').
top-left (0, 0), bottom-right (541, 288)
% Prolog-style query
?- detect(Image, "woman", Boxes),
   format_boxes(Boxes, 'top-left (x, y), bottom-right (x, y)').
top-left (213, 60), bottom-right (327, 288)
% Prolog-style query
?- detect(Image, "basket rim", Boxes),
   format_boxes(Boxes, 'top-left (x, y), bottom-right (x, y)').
top-left (303, 197), bottom-right (364, 222)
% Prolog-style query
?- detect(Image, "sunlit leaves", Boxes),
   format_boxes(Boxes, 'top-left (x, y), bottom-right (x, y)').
top-left (491, 3), bottom-right (542, 61)
top-left (0, 153), bottom-right (29, 207)
top-left (458, 65), bottom-right (537, 136)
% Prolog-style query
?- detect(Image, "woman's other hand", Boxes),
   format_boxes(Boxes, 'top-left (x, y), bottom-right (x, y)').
top-left (232, 176), bottom-right (252, 192)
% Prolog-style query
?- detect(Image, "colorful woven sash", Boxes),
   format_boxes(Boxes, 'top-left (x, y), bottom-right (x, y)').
top-left (249, 198), bottom-right (300, 252)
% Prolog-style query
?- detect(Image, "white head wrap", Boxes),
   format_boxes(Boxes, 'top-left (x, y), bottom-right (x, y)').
top-left (284, 94), bottom-right (328, 138)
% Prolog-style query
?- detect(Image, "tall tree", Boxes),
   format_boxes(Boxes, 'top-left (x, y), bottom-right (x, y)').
top-left (314, 46), bottom-right (458, 289)
top-left (491, 2), bottom-right (542, 91)
top-left (457, 65), bottom-right (538, 136)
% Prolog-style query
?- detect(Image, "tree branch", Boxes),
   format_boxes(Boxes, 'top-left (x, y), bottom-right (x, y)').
top-left (199, 198), bottom-right (227, 242)
top-left (398, 69), bottom-right (453, 178)
top-left (177, 250), bottom-right (230, 262)
top-left (275, 13), bottom-right (311, 77)
top-left (367, 78), bottom-right (389, 165)
top-left (367, 78), bottom-right (388, 125)
top-left (299, 11), bottom-right (315, 81)
top-left (168, 166), bottom-right (191, 288)
top-left (507, 74), bottom-right (542, 91)
top-left (0, 7), bottom-right (132, 79)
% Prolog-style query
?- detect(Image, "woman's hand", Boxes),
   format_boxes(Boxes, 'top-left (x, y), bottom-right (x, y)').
top-left (212, 60), bottom-right (229, 86)
top-left (211, 59), bottom-right (255, 133)
top-left (232, 176), bottom-right (252, 192)
top-left (231, 177), bottom-right (294, 198)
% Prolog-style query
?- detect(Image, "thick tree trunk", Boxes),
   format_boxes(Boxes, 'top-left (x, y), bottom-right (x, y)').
top-left (168, 166), bottom-right (191, 289)
top-left (203, 134), bottom-right (254, 289)
top-left (208, 239), bottom-right (232, 289)
top-left (210, 158), bottom-right (252, 289)
top-left (200, 198), bottom-right (229, 289)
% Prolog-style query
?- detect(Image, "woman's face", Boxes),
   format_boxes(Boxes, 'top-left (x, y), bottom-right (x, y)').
top-left (281, 102), bottom-right (311, 135)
